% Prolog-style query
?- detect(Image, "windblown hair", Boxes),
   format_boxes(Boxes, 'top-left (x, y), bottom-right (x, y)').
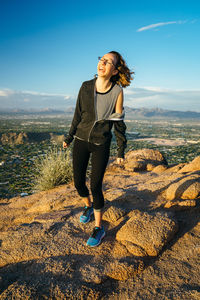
top-left (109, 51), bottom-right (134, 88)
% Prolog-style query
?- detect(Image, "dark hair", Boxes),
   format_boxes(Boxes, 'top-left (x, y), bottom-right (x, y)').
top-left (109, 51), bottom-right (134, 87)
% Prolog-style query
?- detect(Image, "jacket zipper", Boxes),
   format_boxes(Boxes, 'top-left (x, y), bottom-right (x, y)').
top-left (88, 86), bottom-right (98, 142)
top-left (88, 121), bottom-right (96, 142)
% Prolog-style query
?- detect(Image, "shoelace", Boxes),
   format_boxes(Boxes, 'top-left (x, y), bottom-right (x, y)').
top-left (82, 206), bottom-right (92, 216)
top-left (91, 227), bottom-right (101, 238)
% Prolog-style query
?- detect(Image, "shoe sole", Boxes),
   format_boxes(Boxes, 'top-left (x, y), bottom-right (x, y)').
top-left (86, 232), bottom-right (105, 247)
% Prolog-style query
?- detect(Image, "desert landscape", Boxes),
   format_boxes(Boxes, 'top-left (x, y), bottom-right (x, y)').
top-left (1, 0), bottom-right (200, 298)
top-left (0, 148), bottom-right (200, 299)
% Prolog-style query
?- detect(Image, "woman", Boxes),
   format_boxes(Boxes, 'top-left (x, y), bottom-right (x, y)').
top-left (63, 51), bottom-right (133, 247)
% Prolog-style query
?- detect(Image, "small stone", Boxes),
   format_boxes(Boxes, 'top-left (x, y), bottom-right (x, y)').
top-left (105, 260), bottom-right (143, 281)
top-left (103, 206), bottom-right (126, 223)
top-left (20, 192), bottom-right (29, 197)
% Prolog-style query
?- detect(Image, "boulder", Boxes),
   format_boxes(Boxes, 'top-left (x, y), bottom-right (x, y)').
top-left (164, 199), bottom-right (196, 210)
top-left (124, 159), bottom-right (146, 172)
top-left (124, 149), bottom-right (167, 172)
top-left (165, 175), bottom-right (200, 200)
top-left (178, 156), bottom-right (200, 173)
top-left (116, 211), bottom-right (178, 257)
top-left (152, 164), bottom-right (168, 173)
top-left (164, 163), bottom-right (186, 173)
top-left (125, 149), bottom-right (167, 163)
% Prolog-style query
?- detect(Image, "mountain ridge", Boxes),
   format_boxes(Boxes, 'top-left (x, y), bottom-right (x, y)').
top-left (1, 106), bottom-right (200, 119)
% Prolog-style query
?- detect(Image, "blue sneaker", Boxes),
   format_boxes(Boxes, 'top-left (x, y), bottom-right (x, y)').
top-left (80, 206), bottom-right (93, 223)
top-left (86, 226), bottom-right (105, 247)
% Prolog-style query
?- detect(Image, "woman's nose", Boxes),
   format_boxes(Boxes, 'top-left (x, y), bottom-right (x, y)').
top-left (100, 59), bottom-right (106, 65)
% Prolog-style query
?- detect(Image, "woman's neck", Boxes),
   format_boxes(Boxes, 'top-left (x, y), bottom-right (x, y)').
top-left (95, 77), bottom-right (112, 93)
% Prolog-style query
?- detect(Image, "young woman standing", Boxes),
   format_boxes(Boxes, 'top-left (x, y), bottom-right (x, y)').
top-left (63, 51), bottom-right (133, 247)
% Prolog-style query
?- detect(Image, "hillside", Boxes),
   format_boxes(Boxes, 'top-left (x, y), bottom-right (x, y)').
top-left (0, 149), bottom-right (200, 299)
top-left (0, 132), bottom-right (64, 144)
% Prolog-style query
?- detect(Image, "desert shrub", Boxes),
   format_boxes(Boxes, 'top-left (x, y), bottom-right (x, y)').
top-left (33, 147), bottom-right (73, 191)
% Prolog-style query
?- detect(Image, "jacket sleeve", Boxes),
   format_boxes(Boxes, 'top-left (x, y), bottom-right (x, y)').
top-left (113, 120), bottom-right (127, 158)
top-left (64, 85), bottom-right (82, 145)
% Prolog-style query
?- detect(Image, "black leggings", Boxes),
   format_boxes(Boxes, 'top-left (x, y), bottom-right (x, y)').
top-left (72, 138), bottom-right (110, 210)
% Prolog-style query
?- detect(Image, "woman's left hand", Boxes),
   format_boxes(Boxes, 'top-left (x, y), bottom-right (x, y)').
top-left (116, 158), bottom-right (124, 164)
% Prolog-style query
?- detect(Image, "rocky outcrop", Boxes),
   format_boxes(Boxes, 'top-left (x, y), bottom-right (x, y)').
top-left (0, 149), bottom-right (200, 299)
top-left (0, 132), bottom-right (28, 144)
top-left (165, 174), bottom-right (200, 200)
top-left (0, 132), bottom-right (65, 144)
top-left (178, 156), bottom-right (200, 173)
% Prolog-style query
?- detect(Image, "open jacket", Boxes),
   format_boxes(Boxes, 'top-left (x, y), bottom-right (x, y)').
top-left (64, 78), bottom-right (127, 158)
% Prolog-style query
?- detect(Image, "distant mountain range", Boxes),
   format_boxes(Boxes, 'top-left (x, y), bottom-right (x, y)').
top-left (124, 107), bottom-right (200, 119)
top-left (0, 107), bottom-right (200, 119)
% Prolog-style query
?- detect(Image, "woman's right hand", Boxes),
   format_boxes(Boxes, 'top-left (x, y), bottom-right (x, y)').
top-left (63, 141), bottom-right (69, 149)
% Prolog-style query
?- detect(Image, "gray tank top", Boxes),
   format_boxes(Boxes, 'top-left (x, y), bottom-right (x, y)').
top-left (95, 84), bottom-right (122, 121)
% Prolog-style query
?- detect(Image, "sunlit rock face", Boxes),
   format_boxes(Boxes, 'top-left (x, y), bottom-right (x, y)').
top-left (0, 150), bottom-right (200, 298)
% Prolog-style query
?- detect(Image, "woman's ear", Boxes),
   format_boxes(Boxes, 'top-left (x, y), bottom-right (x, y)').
top-left (112, 69), bottom-right (118, 76)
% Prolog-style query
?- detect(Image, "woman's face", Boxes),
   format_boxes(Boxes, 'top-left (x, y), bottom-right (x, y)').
top-left (97, 53), bottom-right (118, 79)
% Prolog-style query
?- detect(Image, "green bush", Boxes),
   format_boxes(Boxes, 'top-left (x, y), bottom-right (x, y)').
top-left (33, 147), bottom-right (73, 191)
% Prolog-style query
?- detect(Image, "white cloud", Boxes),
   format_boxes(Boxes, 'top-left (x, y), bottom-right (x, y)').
top-left (22, 90), bottom-right (70, 98)
top-left (124, 86), bottom-right (200, 112)
top-left (191, 19), bottom-right (198, 24)
top-left (0, 87), bottom-right (199, 112)
top-left (137, 21), bottom-right (185, 32)
top-left (0, 89), bottom-right (14, 97)
top-left (0, 89), bottom-right (76, 110)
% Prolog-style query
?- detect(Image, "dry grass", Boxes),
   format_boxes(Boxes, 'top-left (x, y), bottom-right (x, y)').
top-left (33, 147), bottom-right (73, 191)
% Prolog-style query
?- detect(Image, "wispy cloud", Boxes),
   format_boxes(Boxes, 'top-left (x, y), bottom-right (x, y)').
top-left (0, 89), bottom-right (76, 110)
top-left (0, 89), bottom-right (15, 97)
top-left (22, 90), bottom-right (69, 98)
top-left (1, 87), bottom-right (200, 112)
top-left (124, 86), bottom-right (200, 112)
top-left (0, 89), bottom-right (72, 101)
top-left (137, 20), bottom-right (185, 32)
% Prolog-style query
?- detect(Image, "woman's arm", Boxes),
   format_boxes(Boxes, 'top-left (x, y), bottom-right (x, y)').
top-left (63, 85), bottom-right (83, 146)
top-left (113, 90), bottom-right (127, 163)
top-left (115, 90), bottom-right (123, 114)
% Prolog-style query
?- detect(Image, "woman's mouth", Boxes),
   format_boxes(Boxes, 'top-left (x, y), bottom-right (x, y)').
top-left (98, 67), bottom-right (105, 72)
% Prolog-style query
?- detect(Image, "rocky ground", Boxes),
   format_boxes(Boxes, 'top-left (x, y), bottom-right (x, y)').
top-left (0, 149), bottom-right (200, 299)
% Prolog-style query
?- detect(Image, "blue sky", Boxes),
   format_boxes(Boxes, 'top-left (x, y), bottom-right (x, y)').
top-left (0, 0), bottom-right (200, 111)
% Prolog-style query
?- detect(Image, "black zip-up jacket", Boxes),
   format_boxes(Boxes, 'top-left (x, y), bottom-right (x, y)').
top-left (64, 78), bottom-right (127, 158)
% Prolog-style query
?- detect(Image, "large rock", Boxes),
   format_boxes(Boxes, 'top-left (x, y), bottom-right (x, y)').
top-left (152, 164), bottom-right (168, 173)
top-left (124, 149), bottom-right (167, 172)
top-left (164, 163), bottom-right (186, 173)
top-left (116, 211), bottom-right (178, 257)
top-left (165, 174), bottom-right (200, 200)
top-left (164, 199), bottom-right (197, 210)
top-left (178, 156), bottom-right (200, 173)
